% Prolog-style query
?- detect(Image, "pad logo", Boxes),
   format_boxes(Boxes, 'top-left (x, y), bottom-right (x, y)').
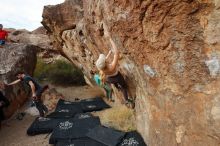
top-left (59, 109), bottom-right (69, 112)
top-left (121, 138), bottom-right (139, 146)
top-left (64, 101), bottom-right (71, 104)
top-left (78, 114), bottom-right (91, 119)
top-left (85, 98), bottom-right (94, 101)
top-left (38, 118), bottom-right (50, 122)
top-left (59, 121), bottom-right (73, 130)
top-left (87, 105), bottom-right (96, 109)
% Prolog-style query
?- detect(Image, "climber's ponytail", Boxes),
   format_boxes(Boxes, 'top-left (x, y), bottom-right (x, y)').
top-left (99, 70), bottom-right (106, 85)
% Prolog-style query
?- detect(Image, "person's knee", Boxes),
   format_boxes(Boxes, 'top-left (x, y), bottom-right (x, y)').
top-left (0, 40), bottom-right (5, 45)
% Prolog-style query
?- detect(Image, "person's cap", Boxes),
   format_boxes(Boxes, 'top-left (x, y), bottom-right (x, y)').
top-left (96, 54), bottom-right (106, 70)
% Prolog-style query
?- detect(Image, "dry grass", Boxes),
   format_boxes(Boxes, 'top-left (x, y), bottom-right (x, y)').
top-left (95, 105), bottom-right (136, 132)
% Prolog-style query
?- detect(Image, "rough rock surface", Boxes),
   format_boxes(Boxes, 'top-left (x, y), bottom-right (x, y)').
top-left (42, 88), bottom-right (64, 111)
top-left (42, 0), bottom-right (220, 145)
top-left (8, 27), bottom-right (62, 62)
top-left (0, 44), bottom-right (37, 118)
top-left (8, 27), bottom-right (53, 50)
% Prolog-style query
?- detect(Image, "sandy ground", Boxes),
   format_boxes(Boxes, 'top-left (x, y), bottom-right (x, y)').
top-left (54, 85), bottom-right (104, 101)
top-left (0, 115), bottom-right (50, 146)
top-left (0, 85), bottom-right (104, 146)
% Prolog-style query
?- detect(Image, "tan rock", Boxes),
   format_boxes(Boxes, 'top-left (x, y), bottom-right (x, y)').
top-left (42, 0), bottom-right (220, 145)
top-left (8, 28), bottom-right (53, 50)
top-left (42, 88), bottom-right (62, 111)
top-left (0, 44), bottom-right (37, 118)
top-left (175, 125), bottom-right (186, 144)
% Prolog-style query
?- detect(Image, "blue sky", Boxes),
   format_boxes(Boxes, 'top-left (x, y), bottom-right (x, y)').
top-left (0, 0), bottom-right (64, 31)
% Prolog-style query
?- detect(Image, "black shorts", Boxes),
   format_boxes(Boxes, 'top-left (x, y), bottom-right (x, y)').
top-left (107, 72), bottom-right (127, 89)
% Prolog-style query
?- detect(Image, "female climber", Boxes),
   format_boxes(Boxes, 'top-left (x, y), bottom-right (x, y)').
top-left (95, 24), bottom-right (133, 107)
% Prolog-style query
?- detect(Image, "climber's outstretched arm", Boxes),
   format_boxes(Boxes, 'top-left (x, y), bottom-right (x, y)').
top-left (106, 50), bottom-right (112, 60)
top-left (103, 22), bottom-right (119, 71)
top-left (6, 79), bottom-right (21, 86)
top-left (109, 37), bottom-right (119, 71)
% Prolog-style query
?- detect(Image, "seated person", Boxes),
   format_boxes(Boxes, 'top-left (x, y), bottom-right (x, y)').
top-left (0, 24), bottom-right (8, 47)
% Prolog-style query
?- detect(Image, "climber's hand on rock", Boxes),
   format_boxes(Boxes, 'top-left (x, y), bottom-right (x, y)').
top-left (0, 102), bottom-right (3, 107)
top-left (3, 82), bottom-right (9, 88)
top-left (32, 93), bottom-right (37, 100)
top-left (103, 23), bottom-right (110, 37)
top-left (32, 96), bottom-right (38, 100)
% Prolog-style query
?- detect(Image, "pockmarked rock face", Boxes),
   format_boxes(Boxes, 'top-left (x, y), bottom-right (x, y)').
top-left (42, 0), bottom-right (220, 145)
top-left (0, 44), bottom-right (37, 118)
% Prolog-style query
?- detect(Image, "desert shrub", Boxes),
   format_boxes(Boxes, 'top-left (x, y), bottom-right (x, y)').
top-left (34, 59), bottom-right (50, 80)
top-left (96, 106), bottom-right (136, 132)
top-left (34, 59), bottom-right (85, 86)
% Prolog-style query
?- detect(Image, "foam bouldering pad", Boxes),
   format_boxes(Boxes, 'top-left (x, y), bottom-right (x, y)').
top-left (80, 97), bottom-right (110, 112)
top-left (47, 103), bottom-right (83, 119)
top-left (55, 99), bottom-right (82, 112)
top-left (47, 110), bottom-right (76, 119)
top-left (57, 99), bottom-right (76, 105)
top-left (118, 131), bottom-right (147, 146)
top-left (86, 125), bottom-right (125, 146)
top-left (27, 117), bottom-right (64, 136)
top-left (55, 137), bottom-right (107, 146)
top-left (49, 117), bottom-right (101, 144)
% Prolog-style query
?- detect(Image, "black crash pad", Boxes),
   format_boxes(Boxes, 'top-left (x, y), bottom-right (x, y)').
top-left (27, 117), bottom-right (64, 136)
top-left (49, 117), bottom-right (101, 144)
top-left (57, 99), bottom-right (77, 105)
top-left (80, 97), bottom-right (110, 112)
top-left (47, 106), bottom-right (83, 119)
top-left (118, 131), bottom-right (147, 146)
top-left (55, 99), bottom-right (83, 112)
top-left (87, 125), bottom-right (125, 146)
top-left (55, 137), bottom-right (107, 146)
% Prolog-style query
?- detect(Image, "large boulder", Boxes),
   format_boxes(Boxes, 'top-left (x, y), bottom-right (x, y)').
top-left (7, 27), bottom-right (61, 62)
top-left (42, 0), bottom-right (220, 145)
top-left (8, 27), bottom-right (53, 50)
top-left (0, 44), bottom-right (37, 118)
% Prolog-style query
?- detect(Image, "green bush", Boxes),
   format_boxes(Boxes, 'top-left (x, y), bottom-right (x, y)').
top-left (34, 59), bottom-right (49, 80)
top-left (34, 59), bottom-right (85, 86)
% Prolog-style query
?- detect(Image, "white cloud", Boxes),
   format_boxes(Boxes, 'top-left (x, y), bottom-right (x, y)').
top-left (0, 0), bottom-right (65, 31)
